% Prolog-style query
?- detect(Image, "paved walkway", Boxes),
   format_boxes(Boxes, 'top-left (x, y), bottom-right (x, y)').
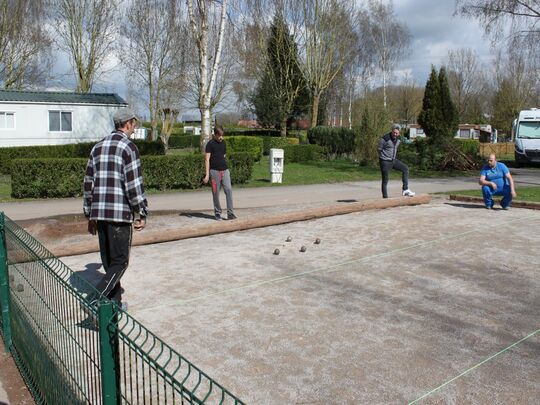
top-left (0, 176), bottom-right (500, 221)
top-left (2, 168), bottom-right (539, 221)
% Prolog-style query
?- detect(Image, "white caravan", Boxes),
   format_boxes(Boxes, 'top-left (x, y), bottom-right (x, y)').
top-left (513, 108), bottom-right (540, 165)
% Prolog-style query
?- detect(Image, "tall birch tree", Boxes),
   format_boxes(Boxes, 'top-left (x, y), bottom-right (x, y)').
top-left (187, 0), bottom-right (229, 150)
top-left (360, 0), bottom-right (411, 110)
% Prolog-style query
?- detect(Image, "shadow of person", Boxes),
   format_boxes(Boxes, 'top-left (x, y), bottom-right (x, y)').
top-left (444, 202), bottom-right (487, 209)
top-left (179, 212), bottom-right (217, 220)
top-left (69, 263), bottom-right (103, 295)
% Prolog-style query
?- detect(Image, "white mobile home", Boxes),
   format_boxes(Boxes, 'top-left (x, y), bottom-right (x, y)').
top-left (0, 90), bottom-right (129, 147)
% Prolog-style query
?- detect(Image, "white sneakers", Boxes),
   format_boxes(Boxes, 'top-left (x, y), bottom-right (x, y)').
top-left (402, 189), bottom-right (416, 197)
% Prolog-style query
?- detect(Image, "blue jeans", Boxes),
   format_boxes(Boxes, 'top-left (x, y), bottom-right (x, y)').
top-left (482, 184), bottom-right (512, 208)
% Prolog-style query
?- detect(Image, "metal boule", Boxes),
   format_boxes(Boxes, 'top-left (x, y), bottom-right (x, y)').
top-left (314, 238), bottom-right (321, 244)
top-left (286, 236), bottom-right (292, 242)
top-left (274, 248), bottom-right (280, 255)
top-left (300, 246), bottom-right (306, 252)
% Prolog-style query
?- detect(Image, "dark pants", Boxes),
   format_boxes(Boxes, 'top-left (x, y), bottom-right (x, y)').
top-left (90, 221), bottom-right (132, 304)
top-left (379, 159), bottom-right (409, 198)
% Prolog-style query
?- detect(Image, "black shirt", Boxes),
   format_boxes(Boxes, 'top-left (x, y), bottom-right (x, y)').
top-left (205, 139), bottom-right (228, 170)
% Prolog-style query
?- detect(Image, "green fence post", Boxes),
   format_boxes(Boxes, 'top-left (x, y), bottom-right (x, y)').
top-left (0, 212), bottom-right (12, 351)
top-left (98, 301), bottom-right (120, 405)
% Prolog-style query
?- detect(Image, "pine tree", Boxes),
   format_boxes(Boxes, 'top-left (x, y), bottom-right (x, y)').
top-left (418, 65), bottom-right (458, 143)
top-left (438, 67), bottom-right (459, 137)
top-left (251, 13), bottom-right (307, 135)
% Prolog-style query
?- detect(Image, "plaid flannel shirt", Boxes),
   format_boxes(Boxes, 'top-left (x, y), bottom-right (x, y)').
top-left (83, 131), bottom-right (148, 223)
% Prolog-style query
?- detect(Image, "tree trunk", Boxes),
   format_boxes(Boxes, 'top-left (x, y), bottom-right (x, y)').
top-left (280, 117), bottom-right (287, 137)
top-left (311, 93), bottom-right (320, 128)
top-left (200, 107), bottom-right (212, 151)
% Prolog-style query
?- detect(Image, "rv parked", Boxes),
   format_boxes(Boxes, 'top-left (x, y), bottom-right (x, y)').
top-left (513, 108), bottom-right (540, 166)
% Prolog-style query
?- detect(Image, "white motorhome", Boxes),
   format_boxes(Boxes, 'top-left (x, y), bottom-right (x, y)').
top-left (513, 108), bottom-right (540, 165)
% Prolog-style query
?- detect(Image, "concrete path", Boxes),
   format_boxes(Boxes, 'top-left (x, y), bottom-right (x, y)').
top-left (2, 168), bottom-right (538, 221)
top-left (4, 169), bottom-right (540, 220)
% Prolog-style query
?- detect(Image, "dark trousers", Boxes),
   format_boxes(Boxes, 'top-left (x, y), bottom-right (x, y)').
top-left (90, 221), bottom-right (132, 304)
top-left (379, 159), bottom-right (409, 198)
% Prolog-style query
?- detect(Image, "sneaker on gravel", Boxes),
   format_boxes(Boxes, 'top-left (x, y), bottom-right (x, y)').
top-left (215, 213), bottom-right (222, 221)
top-left (402, 189), bottom-right (416, 197)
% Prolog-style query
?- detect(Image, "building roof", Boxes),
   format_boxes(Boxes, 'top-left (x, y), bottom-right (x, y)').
top-left (0, 90), bottom-right (127, 105)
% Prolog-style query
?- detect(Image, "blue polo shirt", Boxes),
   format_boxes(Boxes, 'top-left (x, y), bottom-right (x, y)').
top-left (480, 162), bottom-right (509, 190)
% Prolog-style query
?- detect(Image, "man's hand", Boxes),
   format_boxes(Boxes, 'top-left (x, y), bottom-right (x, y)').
top-left (512, 190), bottom-right (517, 198)
top-left (491, 182), bottom-right (497, 190)
top-left (134, 217), bottom-right (146, 231)
top-left (203, 174), bottom-right (209, 184)
top-left (87, 220), bottom-right (97, 235)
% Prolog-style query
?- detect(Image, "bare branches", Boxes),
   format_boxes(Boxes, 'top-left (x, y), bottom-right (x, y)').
top-left (0, 0), bottom-right (52, 89)
top-left (52, 0), bottom-right (118, 92)
top-left (456, 0), bottom-right (540, 46)
top-left (122, 0), bottom-right (189, 141)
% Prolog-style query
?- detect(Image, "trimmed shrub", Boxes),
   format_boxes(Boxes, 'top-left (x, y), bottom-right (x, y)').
top-left (225, 136), bottom-right (263, 161)
top-left (168, 135), bottom-right (200, 149)
top-left (260, 137), bottom-right (298, 155)
top-left (11, 158), bottom-right (87, 198)
top-left (225, 129), bottom-right (280, 137)
top-left (0, 140), bottom-right (164, 174)
top-left (228, 152), bottom-right (255, 184)
top-left (143, 154), bottom-right (204, 190)
top-left (307, 126), bottom-right (356, 156)
top-left (283, 144), bottom-right (325, 163)
top-left (10, 152), bottom-right (255, 198)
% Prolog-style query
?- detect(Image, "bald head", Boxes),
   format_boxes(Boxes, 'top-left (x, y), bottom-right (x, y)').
top-left (488, 154), bottom-right (497, 168)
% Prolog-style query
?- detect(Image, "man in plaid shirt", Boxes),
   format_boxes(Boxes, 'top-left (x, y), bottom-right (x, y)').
top-left (83, 108), bottom-right (148, 310)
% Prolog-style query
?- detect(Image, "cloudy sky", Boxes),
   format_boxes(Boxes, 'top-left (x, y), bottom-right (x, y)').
top-left (56, 0), bottom-right (496, 112)
top-left (393, 0), bottom-right (494, 84)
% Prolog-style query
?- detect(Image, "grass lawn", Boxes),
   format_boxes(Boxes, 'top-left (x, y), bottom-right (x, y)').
top-left (444, 186), bottom-right (540, 203)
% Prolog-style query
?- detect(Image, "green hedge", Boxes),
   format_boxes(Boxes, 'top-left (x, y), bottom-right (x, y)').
top-left (0, 140), bottom-right (165, 174)
top-left (225, 129), bottom-right (281, 137)
top-left (11, 158), bottom-right (87, 198)
top-left (260, 137), bottom-right (298, 155)
top-left (307, 126), bottom-right (357, 155)
top-left (168, 135), bottom-right (200, 149)
top-left (225, 136), bottom-right (263, 161)
top-left (283, 144), bottom-right (325, 163)
top-left (10, 152), bottom-right (255, 198)
top-left (399, 138), bottom-right (481, 170)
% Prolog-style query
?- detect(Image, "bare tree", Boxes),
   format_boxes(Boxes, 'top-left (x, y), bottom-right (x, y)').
top-left (445, 48), bottom-right (487, 123)
top-left (456, 0), bottom-right (540, 47)
top-left (51, 0), bottom-right (118, 92)
top-left (122, 0), bottom-right (188, 143)
top-left (393, 73), bottom-right (423, 126)
top-left (187, 0), bottom-right (230, 151)
top-left (359, 0), bottom-right (411, 110)
top-left (0, 0), bottom-right (52, 89)
top-left (297, 0), bottom-right (357, 128)
top-left (490, 44), bottom-right (540, 135)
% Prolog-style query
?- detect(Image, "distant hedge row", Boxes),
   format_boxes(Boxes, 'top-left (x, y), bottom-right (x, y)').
top-left (307, 126), bottom-right (356, 156)
top-left (10, 152), bottom-right (254, 198)
top-left (168, 134), bottom-right (299, 155)
top-left (0, 140), bottom-right (165, 174)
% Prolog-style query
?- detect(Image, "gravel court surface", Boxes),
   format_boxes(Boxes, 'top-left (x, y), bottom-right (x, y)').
top-left (61, 200), bottom-right (540, 404)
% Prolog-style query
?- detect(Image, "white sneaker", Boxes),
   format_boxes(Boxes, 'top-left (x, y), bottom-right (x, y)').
top-left (402, 189), bottom-right (415, 197)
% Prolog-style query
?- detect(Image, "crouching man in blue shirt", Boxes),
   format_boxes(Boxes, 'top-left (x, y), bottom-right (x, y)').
top-left (479, 154), bottom-right (517, 209)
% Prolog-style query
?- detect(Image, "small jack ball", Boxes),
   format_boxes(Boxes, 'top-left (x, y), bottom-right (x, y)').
top-left (16, 284), bottom-right (24, 292)
top-left (314, 238), bottom-right (321, 244)
top-left (286, 236), bottom-right (292, 242)
top-left (274, 248), bottom-right (280, 255)
top-left (300, 246), bottom-right (307, 252)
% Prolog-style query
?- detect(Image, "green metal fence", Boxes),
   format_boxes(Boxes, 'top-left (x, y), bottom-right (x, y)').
top-left (0, 212), bottom-right (244, 404)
